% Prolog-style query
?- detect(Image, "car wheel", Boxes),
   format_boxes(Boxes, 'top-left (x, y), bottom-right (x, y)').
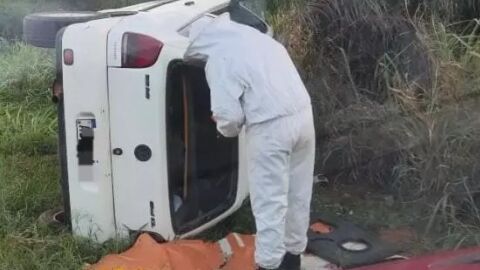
top-left (23, 12), bottom-right (107, 48)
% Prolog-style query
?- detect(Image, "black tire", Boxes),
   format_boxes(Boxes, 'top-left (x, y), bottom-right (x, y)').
top-left (307, 213), bottom-right (402, 268)
top-left (23, 12), bottom-right (107, 48)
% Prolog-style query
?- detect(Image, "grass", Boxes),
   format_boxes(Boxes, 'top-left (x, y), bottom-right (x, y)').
top-left (271, 0), bottom-right (480, 248)
top-left (0, 43), bottom-right (136, 269)
top-left (0, 44), bottom-right (56, 156)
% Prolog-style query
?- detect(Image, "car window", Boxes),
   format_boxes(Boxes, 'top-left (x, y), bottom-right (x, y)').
top-left (229, 0), bottom-right (268, 33)
top-left (178, 1), bottom-right (269, 38)
top-left (235, 0), bottom-right (267, 20)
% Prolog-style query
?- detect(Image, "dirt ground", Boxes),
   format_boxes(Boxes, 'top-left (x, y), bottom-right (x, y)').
top-left (208, 179), bottom-right (440, 258)
top-left (310, 181), bottom-right (438, 256)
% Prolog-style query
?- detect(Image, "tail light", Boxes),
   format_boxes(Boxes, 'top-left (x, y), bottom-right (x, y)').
top-left (64, 49), bottom-right (74, 66)
top-left (122, 32), bottom-right (163, 68)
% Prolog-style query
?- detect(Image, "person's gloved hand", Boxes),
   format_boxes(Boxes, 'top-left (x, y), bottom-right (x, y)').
top-left (213, 115), bottom-right (244, 138)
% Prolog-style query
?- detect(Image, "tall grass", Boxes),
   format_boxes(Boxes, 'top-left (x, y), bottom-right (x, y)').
top-left (0, 43), bottom-right (54, 102)
top-left (387, 21), bottom-right (480, 235)
top-left (0, 43), bottom-right (56, 156)
top-left (273, 0), bottom-right (431, 186)
top-left (271, 0), bottom-right (480, 244)
top-left (405, 0), bottom-right (480, 23)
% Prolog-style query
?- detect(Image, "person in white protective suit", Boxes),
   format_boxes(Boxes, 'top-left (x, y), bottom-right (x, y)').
top-left (184, 14), bottom-right (316, 270)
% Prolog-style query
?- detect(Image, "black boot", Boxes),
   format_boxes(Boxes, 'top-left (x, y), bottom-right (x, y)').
top-left (278, 252), bottom-right (301, 270)
top-left (257, 253), bottom-right (301, 270)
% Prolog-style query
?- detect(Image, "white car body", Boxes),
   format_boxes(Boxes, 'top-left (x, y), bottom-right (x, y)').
top-left (60, 0), bottom-right (268, 242)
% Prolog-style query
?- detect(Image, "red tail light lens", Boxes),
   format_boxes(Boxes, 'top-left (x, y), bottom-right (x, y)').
top-left (122, 32), bottom-right (163, 68)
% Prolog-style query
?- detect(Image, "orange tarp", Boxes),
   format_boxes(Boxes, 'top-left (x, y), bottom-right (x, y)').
top-left (310, 222), bottom-right (333, 234)
top-left (88, 233), bottom-right (256, 270)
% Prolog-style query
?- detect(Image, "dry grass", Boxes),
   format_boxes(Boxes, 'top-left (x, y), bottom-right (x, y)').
top-left (389, 21), bottom-right (480, 233)
top-left (271, 0), bottom-right (480, 243)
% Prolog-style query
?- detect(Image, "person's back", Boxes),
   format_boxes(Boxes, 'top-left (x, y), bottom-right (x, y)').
top-left (185, 14), bottom-right (311, 126)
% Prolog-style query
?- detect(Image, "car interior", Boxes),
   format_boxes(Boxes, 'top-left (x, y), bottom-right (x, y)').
top-left (166, 61), bottom-right (239, 234)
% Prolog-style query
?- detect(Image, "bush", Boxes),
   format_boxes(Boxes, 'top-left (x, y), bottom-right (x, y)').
top-left (288, 0), bottom-right (432, 187)
top-left (405, 0), bottom-right (480, 23)
top-left (272, 0), bottom-right (480, 233)
top-left (389, 22), bottom-right (480, 228)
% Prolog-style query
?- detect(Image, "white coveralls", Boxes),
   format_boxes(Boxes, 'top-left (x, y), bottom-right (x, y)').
top-left (184, 14), bottom-right (315, 269)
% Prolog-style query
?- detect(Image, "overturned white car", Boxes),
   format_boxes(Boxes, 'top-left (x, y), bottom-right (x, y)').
top-left (24, 0), bottom-right (270, 242)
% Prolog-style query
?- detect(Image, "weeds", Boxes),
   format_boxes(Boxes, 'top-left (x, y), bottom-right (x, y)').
top-left (0, 43), bottom-right (56, 156)
top-left (0, 43), bottom-right (54, 103)
top-left (405, 0), bottom-right (480, 24)
top-left (0, 105), bottom-right (56, 155)
top-left (388, 20), bottom-right (480, 233)
top-left (271, 0), bottom-right (480, 244)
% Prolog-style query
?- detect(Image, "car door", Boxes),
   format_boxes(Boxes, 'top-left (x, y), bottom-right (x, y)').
top-left (164, 3), bottom-right (272, 236)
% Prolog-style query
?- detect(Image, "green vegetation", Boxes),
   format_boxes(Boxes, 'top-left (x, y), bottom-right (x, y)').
top-left (1, 0), bottom-right (480, 269)
top-left (272, 0), bottom-right (480, 246)
top-left (0, 42), bottom-right (131, 269)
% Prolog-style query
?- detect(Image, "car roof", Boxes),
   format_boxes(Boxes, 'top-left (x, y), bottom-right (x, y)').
top-left (100, 1), bottom-right (167, 12)
top-left (148, 0), bottom-right (229, 27)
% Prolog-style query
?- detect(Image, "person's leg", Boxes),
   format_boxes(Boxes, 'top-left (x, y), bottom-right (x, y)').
top-left (284, 109), bottom-right (316, 256)
top-left (247, 122), bottom-right (291, 269)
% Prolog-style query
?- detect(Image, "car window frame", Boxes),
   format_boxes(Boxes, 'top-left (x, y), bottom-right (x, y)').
top-left (229, 1), bottom-right (269, 33)
top-left (177, 2), bottom-right (270, 37)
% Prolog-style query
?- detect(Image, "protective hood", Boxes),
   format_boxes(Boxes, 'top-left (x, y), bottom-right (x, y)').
top-left (184, 13), bottom-right (242, 62)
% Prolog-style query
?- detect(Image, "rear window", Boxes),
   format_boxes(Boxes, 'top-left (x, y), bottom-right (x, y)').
top-left (229, 1), bottom-right (268, 33)
top-left (179, 2), bottom-right (269, 38)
